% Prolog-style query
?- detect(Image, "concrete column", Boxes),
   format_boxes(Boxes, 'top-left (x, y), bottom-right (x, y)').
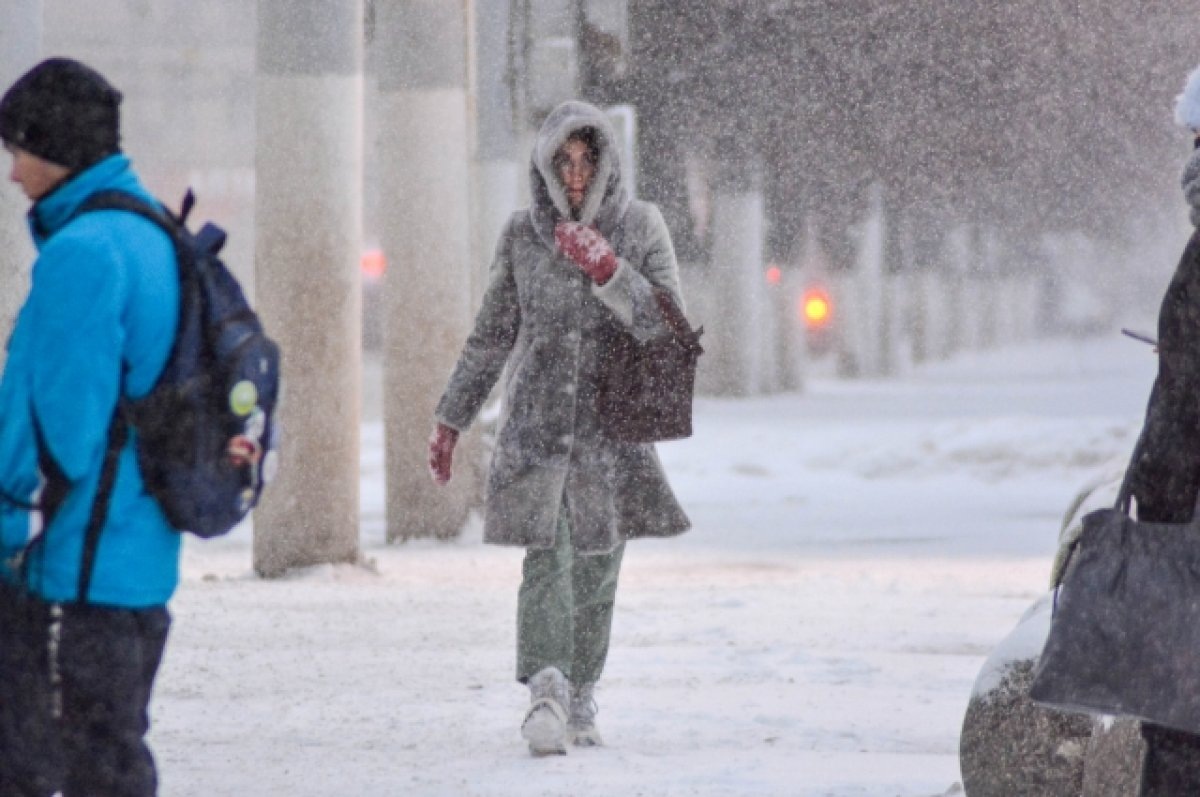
top-left (943, 268), bottom-right (966, 359)
top-left (253, 1), bottom-right (363, 576)
top-left (0, 1), bottom-right (41, 352)
top-left (970, 225), bottom-right (991, 350)
top-left (376, 1), bottom-right (475, 541)
top-left (837, 184), bottom-right (886, 378)
top-left (877, 192), bottom-right (906, 377)
top-left (467, 1), bottom-right (521, 500)
top-left (704, 147), bottom-right (766, 396)
top-left (473, 0), bottom-right (521, 306)
top-left (905, 207), bottom-right (946, 363)
top-left (524, 0), bottom-right (578, 119)
top-left (775, 267), bottom-right (808, 392)
top-left (941, 224), bottom-right (970, 359)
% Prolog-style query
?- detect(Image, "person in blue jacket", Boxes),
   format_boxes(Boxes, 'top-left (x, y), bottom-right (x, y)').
top-left (0, 58), bottom-right (181, 796)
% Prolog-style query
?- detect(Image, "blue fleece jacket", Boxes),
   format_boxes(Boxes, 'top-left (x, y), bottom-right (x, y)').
top-left (0, 154), bottom-right (181, 607)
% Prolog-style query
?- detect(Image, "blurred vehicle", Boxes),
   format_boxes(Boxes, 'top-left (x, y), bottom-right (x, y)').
top-left (800, 283), bottom-right (835, 356)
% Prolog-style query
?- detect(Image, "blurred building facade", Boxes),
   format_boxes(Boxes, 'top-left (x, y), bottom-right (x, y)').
top-left (44, 1), bottom-right (257, 289)
top-left (20, 0), bottom-right (1199, 556)
top-left (40, 0), bottom-right (1200, 377)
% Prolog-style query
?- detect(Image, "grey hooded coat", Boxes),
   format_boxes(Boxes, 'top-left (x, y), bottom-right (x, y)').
top-left (435, 101), bottom-right (691, 553)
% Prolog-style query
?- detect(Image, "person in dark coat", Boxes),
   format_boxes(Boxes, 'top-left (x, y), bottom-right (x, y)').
top-left (428, 100), bottom-right (690, 755)
top-left (1127, 65), bottom-right (1200, 795)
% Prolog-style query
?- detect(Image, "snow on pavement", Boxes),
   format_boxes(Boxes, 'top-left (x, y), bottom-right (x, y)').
top-left (152, 335), bottom-right (1155, 796)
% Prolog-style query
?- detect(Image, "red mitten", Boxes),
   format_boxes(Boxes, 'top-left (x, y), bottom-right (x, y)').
top-left (554, 222), bottom-right (619, 285)
top-left (428, 423), bottom-right (459, 485)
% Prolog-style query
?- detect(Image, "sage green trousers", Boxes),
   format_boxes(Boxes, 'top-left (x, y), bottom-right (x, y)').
top-left (516, 510), bottom-right (625, 686)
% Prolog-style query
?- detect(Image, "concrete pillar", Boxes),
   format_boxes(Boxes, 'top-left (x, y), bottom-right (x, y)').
top-left (473, 0), bottom-right (521, 305)
top-left (974, 225), bottom-right (998, 349)
top-left (906, 208), bottom-right (946, 363)
top-left (605, 105), bottom-right (638, 199)
top-left (524, 0), bottom-right (578, 120)
top-left (253, 1), bottom-right (363, 576)
top-left (839, 183), bottom-right (886, 378)
top-left (758, 262), bottom-right (781, 393)
top-left (941, 224), bottom-right (970, 359)
top-left (0, 1), bottom-right (41, 352)
top-left (775, 267), bottom-right (808, 392)
top-left (376, 1), bottom-right (475, 541)
top-left (704, 147), bottom-right (766, 396)
top-left (878, 192), bottom-right (906, 376)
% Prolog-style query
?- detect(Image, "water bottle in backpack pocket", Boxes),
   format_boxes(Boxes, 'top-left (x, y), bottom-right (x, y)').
top-left (78, 190), bottom-right (282, 538)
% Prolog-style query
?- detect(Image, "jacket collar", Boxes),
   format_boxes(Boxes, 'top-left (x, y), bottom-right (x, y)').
top-left (27, 154), bottom-right (143, 247)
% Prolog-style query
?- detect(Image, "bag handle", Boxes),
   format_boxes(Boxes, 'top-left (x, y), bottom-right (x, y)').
top-left (1052, 442), bottom-right (1143, 605)
top-left (651, 288), bottom-right (702, 351)
top-left (1114, 430), bottom-right (1145, 515)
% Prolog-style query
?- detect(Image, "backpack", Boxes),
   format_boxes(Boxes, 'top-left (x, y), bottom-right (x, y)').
top-left (71, 189), bottom-right (282, 540)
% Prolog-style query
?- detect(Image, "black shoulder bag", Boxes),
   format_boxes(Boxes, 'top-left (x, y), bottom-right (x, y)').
top-left (596, 288), bottom-right (703, 444)
top-left (1030, 434), bottom-right (1200, 733)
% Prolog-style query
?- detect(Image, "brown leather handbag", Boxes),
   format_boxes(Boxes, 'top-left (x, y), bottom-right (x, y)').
top-left (597, 289), bottom-right (703, 443)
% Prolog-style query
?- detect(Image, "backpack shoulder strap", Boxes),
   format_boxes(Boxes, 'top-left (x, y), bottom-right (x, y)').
top-left (72, 189), bottom-right (178, 239)
top-left (75, 412), bottom-right (128, 603)
top-left (59, 190), bottom-right (176, 602)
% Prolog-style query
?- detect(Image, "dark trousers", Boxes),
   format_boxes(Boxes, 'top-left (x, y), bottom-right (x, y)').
top-left (1140, 722), bottom-right (1200, 796)
top-left (0, 583), bottom-right (170, 797)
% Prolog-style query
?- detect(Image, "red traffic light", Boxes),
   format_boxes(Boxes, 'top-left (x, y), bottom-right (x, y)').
top-left (361, 248), bottom-right (387, 282)
top-left (801, 287), bottom-right (832, 329)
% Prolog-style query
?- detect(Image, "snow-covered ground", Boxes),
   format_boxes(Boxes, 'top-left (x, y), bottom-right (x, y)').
top-left (151, 334), bottom-right (1156, 796)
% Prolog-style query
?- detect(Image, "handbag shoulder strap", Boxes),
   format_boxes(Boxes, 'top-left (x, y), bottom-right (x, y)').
top-left (1115, 426), bottom-right (1200, 520)
top-left (651, 288), bottom-right (701, 346)
top-left (1114, 429), bottom-right (1145, 515)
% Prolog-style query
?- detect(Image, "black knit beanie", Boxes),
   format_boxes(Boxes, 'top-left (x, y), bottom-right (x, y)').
top-left (0, 58), bottom-right (122, 170)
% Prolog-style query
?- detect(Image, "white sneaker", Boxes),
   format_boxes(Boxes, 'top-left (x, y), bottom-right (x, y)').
top-left (522, 667), bottom-right (569, 756)
top-left (568, 682), bottom-right (603, 747)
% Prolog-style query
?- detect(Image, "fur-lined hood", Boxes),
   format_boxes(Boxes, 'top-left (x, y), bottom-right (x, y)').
top-left (1175, 66), bottom-right (1200, 131)
top-left (1183, 145), bottom-right (1200, 228)
top-left (529, 100), bottom-right (630, 247)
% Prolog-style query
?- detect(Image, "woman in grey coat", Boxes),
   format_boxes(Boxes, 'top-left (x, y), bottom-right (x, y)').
top-left (428, 100), bottom-right (690, 755)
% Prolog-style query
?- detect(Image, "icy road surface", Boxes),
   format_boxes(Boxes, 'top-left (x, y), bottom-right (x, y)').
top-left (154, 336), bottom-right (1153, 796)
